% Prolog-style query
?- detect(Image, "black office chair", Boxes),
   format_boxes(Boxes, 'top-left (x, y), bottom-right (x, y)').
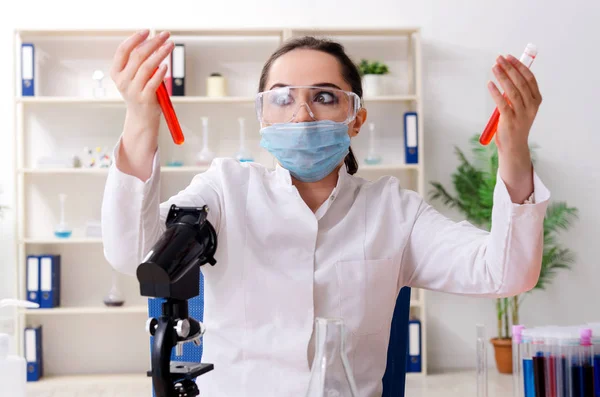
top-left (382, 286), bottom-right (412, 397)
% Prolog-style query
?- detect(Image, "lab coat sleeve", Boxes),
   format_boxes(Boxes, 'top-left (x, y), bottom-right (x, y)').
top-left (399, 169), bottom-right (551, 297)
top-left (101, 136), bottom-right (222, 277)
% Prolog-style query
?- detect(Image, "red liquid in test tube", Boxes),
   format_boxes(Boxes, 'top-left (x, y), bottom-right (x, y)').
top-left (153, 67), bottom-right (184, 145)
top-left (479, 43), bottom-right (538, 146)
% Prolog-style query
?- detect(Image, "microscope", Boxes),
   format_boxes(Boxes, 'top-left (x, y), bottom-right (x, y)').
top-left (136, 204), bottom-right (218, 397)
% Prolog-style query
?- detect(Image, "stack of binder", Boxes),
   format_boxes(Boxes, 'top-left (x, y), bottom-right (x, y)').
top-left (24, 326), bottom-right (43, 381)
top-left (404, 112), bottom-right (419, 165)
top-left (161, 43), bottom-right (185, 96)
top-left (407, 318), bottom-right (422, 372)
top-left (26, 255), bottom-right (61, 309)
top-left (21, 43), bottom-right (35, 96)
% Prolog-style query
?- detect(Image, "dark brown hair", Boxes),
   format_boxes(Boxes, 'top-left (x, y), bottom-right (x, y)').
top-left (258, 36), bottom-right (362, 175)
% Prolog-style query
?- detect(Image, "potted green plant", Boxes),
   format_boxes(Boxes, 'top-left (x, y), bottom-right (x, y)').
top-left (357, 59), bottom-right (389, 97)
top-left (429, 134), bottom-right (578, 374)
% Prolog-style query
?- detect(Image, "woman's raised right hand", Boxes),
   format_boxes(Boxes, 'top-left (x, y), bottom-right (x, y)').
top-left (110, 30), bottom-right (174, 180)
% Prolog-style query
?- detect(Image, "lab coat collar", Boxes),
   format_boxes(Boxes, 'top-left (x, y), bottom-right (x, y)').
top-left (275, 163), bottom-right (350, 219)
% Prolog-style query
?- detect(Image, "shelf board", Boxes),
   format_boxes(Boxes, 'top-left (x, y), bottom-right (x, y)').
top-left (20, 166), bottom-right (210, 175)
top-left (16, 29), bottom-right (141, 38)
top-left (15, 95), bottom-right (416, 105)
top-left (360, 163), bottom-right (419, 171)
top-left (25, 373), bottom-right (150, 387)
top-left (20, 164), bottom-right (417, 176)
top-left (290, 27), bottom-right (420, 36)
top-left (155, 27), bottom-right (285, 37)
top-left (161, 166), bottom-right (209, 173)
top-left (15, 96), bottom-right (256, 105)
top-left (363, 95), bottom-right (418, 102)
top-left (22, 237), bottom-right (103, 244)
top-left (16, 96), bottom-right (124, 104)
top-left (20, 166), bottom-right (208, 174)
top-left (21, 167), bottom-right (110, 175)
top-left (22, 306), bottom-right (147, 316)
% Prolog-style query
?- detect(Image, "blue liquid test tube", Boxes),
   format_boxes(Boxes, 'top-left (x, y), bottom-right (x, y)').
top-left (521, 330), bottom-right (536, 397)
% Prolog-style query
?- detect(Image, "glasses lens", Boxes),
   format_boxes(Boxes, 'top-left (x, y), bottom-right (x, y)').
top-left (259, 86), bottom-right (357, 124)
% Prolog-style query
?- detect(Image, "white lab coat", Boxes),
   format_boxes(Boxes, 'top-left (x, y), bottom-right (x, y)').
top-left (101, 137), bottom-right (550, 397)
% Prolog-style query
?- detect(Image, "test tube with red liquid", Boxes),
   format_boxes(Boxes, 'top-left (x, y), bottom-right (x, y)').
top-left (154, 67), bottom-right (184, 145)
top-left (479, 43), bottom-right (538, 146)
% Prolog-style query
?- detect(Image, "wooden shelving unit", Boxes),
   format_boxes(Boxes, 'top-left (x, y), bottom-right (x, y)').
top-left (13, 26), bottom-right (427, 390)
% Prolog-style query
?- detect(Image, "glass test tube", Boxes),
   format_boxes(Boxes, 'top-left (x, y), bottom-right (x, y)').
top-left (555, 330), bottom-right (566, 397)
top-left (579, 329), bottom-right (594, 397)
top-left (513, 325), bottom-right (526, 397)
top-left (591, 327), bottom-right (600, 397)
top-left (545, 330), bottom-right (558, 397)
top-left (533, 332), bottom-right (547, 397)
top-left (521, 330), bottom-right (536, 397)
top-left (560, 331), bottom-right (579, 397)
top-left (476, 324), bottom-right (488, 397)
top-left (479, 43), bottom-right (538, 145)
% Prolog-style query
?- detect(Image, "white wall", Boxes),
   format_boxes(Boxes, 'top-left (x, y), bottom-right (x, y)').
top-left (1, 0), bottom-right (599, 372)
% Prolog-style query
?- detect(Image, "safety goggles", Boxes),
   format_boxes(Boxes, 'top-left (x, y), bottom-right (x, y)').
top-left (255, 85), bottom-right (361, 125)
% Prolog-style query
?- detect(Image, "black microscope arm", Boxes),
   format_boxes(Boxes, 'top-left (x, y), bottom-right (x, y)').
top-left (137, 204), bottom-right (218, 397)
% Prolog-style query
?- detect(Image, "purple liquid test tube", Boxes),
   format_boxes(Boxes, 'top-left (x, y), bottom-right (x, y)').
top-left (578, 329), bottom-right (594, 397)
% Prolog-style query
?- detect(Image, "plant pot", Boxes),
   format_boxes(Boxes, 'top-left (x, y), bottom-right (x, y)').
top-left (362, 74), bottom-right (384, 97)
top-left (490, 338), bottom-right (513, 374)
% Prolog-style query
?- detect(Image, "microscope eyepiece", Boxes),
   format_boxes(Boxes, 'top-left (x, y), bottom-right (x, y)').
top-left (137, 205), bottom-right (217, 300)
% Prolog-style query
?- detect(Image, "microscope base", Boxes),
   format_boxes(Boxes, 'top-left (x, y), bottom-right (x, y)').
top-left (147, 362), bottom-right (214, 397)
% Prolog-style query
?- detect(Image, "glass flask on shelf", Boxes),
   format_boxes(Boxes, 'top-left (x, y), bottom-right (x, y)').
top-left (196, 116), bottom-right (215, 166)
top-left (103, 270), bottom-right (125, 307)
top-left (364, 122), bottom-right (382, 165)
top-left (54, 193), bottom-right (72, 238)
top-left (235, 117), bottom-right (254, 162)
top-left (305, 317), bottom-right (359, 397)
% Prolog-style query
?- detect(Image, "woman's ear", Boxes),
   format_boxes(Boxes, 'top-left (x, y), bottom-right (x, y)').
top-left (349, 108), bottom-right (367, 137)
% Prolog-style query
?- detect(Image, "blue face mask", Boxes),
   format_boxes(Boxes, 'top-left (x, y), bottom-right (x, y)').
top-left (259, 120), bottom-right (351, 183)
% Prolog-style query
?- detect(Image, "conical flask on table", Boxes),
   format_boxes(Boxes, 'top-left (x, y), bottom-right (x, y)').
top-left (305, 317), bottom-right (359, 397)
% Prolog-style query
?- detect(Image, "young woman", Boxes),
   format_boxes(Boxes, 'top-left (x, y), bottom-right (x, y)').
top-left (101, 30), bottom-right (549, 397)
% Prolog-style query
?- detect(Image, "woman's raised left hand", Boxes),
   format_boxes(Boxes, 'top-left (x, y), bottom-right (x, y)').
top-left (488, 54), bottom-right (543, 202)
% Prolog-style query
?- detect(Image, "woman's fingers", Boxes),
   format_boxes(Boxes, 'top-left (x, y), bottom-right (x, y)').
top-left (120, 31), bottom-right (171, 83)
top-left (497, 55), bottom-right (535, 110)
top-left (142, 63), bottom-right (168, 100)
top-left (110, 30), bottom-right (150, 80)
top-left (134, 41), bottom-right (174, 94)
top-left (487, 80), bottom-right (514, 119)
top-left (507, 54), bottom-right (542, 105)
top-left (492, 59), bottom-right (525, 114)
